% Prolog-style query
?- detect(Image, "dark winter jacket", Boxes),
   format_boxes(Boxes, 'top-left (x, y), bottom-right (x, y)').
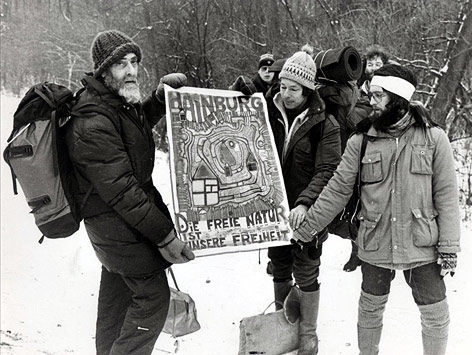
top-left (65, 74), bottom-right (173, 276)
top-left (268, 91), bottom-right (342, 244)
top-left (252, 73), bottom-right (272, 96)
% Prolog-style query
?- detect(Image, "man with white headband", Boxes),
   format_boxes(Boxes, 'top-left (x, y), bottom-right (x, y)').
top-left (292, 64), bottom-right (460, 355)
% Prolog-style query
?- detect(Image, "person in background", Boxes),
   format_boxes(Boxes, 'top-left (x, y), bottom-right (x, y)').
top-left (65, 30), bottom-right (194, 355)
top-left (294, 64), bottom-right (460, 355)
top-left (267, 45), bottom-right (341, 354)
top-left (357, 45), bottom-right (390, 95)
top-left (265, 57), bottom-right (288, 99)
top-left (253, 53), bottom-right (276, 94)
top-left (229, 53), bottom-right (275, 96)
top-left (343, 44), bottom-right (391, 272)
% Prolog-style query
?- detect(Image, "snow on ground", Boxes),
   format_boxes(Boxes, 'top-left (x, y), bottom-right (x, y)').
top-left (1, 93), bottom-right (471, 354)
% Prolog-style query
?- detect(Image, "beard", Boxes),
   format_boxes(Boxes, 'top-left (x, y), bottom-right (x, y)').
top-left (104, 74), bottom-right (141, 104)
top-left (370, 104), bottom-right (402, 132)
top-left (365, 70), bottom-right (374, 80)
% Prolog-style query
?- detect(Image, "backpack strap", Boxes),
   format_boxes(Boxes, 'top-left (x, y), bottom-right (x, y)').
top-left (349, 133), bottom-right (369, 223)
top-left (33, 87), bottom-right (56, 108)
top-left (34, 86), bottom-right (62, 176)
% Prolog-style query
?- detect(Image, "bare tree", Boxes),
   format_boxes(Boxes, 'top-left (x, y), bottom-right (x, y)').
top-left (429, 0), bottom-right (472, 129)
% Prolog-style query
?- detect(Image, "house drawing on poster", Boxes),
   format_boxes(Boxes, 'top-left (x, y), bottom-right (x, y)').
top-left (192, 161), bottom-right (219, 206)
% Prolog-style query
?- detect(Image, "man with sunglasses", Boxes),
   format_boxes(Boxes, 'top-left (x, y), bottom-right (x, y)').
top-left (294, 64), bottom-right (460, 355)
top-left (65, 30), bottom-right (194, 355)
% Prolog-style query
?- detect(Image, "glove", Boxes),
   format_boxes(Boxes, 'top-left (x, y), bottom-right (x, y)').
top-left (437, 252), bottom-right (457, 278)
top-left (155, 73), bottom-right (188, 103)
top-left (229, 76), bottom-right (257, 96)
top-left (158, 230), bottom-right (195, 264)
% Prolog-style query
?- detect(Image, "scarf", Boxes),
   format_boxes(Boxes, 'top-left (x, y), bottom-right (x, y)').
top-left (384, 112), bottom-right (413, 137)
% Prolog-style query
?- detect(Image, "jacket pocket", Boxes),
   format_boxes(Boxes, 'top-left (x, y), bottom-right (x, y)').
top-left (361, 152), bottom-right (383, 183)
top-left (357, 212), bottom-right (382, 251)
top-left (411, 146), bottom-right (433, 175)
top-left (412, 208), bottom-right (439, 247)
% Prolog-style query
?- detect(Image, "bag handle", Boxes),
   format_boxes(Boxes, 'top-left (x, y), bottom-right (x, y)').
top-left (168, 267), bottom-right (180, 291)
top-left (261, 300), bottom-right (284, 315)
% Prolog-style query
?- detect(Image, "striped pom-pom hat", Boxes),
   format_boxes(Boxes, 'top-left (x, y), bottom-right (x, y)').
top-left (279, 44), bottom-right (317, 90)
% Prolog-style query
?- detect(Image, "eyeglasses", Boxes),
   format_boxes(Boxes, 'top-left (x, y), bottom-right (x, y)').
top-left (368, 91), bottom-right (387, 103)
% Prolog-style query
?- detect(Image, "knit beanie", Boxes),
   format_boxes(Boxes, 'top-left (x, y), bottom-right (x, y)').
top-left (91, 30), bottom-right (142, 78)
top-left (258, 53), bottom-right (275, 69)
top-left (279, 45), bottom-right (317, 90)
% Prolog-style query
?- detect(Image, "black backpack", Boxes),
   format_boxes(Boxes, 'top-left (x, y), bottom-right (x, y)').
top-left (3, 82), bottom-right (116, 243)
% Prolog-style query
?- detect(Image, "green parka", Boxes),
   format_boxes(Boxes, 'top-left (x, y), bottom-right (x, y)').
top-left (296, 117), bottom-right (461, 265)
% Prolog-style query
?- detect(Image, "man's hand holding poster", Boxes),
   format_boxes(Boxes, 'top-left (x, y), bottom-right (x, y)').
top-left (164, 85), bottom-right (292, 256)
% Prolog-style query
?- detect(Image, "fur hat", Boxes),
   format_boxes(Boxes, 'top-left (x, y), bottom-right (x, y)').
top-left (279, 45), bottom-right (317, 90)
top-left (91, 30), bottom-right (142, 78)
top-left (258, 53), bottom-right (275, 69)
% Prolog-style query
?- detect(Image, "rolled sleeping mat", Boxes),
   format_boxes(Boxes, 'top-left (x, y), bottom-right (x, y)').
top-left (314, 46), bottom-right (362, 83)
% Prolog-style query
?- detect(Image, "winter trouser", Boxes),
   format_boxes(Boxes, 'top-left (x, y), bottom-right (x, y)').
top-left (268, 244), bottom-right (322, 291)
top-left (358, 262), bottom-right (448, 355)
top-left (95, 266), bottom-right (170, 355)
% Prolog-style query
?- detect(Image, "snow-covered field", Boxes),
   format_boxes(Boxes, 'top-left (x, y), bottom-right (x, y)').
top-left (1, 93), bottom-right (471, 355)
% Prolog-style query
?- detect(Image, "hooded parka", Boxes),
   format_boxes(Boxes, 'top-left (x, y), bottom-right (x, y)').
top-left (297, 118), bottom-right (461, 265)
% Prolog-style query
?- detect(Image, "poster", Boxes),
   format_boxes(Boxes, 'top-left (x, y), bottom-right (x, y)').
top-left (165, 85), bottom-right (292, 256)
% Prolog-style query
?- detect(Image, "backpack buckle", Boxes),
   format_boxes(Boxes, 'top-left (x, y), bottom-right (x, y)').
top-left (28, 195), bottom-right (52, 213)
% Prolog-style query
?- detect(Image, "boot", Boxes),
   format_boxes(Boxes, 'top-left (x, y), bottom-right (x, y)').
top-left (357, 291), bottom-right (389, 355)
top-left (298, 289), bottom-right (320, 355)
top-left (283, 285), bottom-right (301, 324)
top-left (274, 280), bottom-right (293, 311)
top-left (418, 298), bottom-right (449, 355)
top-left (343, 242), bottom-right (361, 272)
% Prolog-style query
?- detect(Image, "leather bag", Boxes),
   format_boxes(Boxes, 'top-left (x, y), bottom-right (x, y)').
top-left (162, 268), bottom-right (201, 337)
top-left (238, 302), bottom-right (299, 355)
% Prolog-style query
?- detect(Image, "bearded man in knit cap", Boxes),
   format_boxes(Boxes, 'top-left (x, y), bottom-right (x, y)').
top-left (266, 45), bottom-right (342, 354)
top-left (294, 64), bottom-right (460, 355)
top-left (65, 30), bottom-right (194, 355)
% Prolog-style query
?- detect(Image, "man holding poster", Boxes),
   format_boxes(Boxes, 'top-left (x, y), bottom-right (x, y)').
top-left (266, 45), bottom-right (341, 354)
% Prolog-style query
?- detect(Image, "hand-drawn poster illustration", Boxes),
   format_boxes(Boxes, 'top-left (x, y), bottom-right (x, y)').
top-left (165, 85), bottom-right (292, 255)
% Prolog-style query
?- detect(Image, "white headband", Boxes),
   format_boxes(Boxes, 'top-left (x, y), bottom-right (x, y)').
top-left (370, 75), bottom-right (416, 101)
